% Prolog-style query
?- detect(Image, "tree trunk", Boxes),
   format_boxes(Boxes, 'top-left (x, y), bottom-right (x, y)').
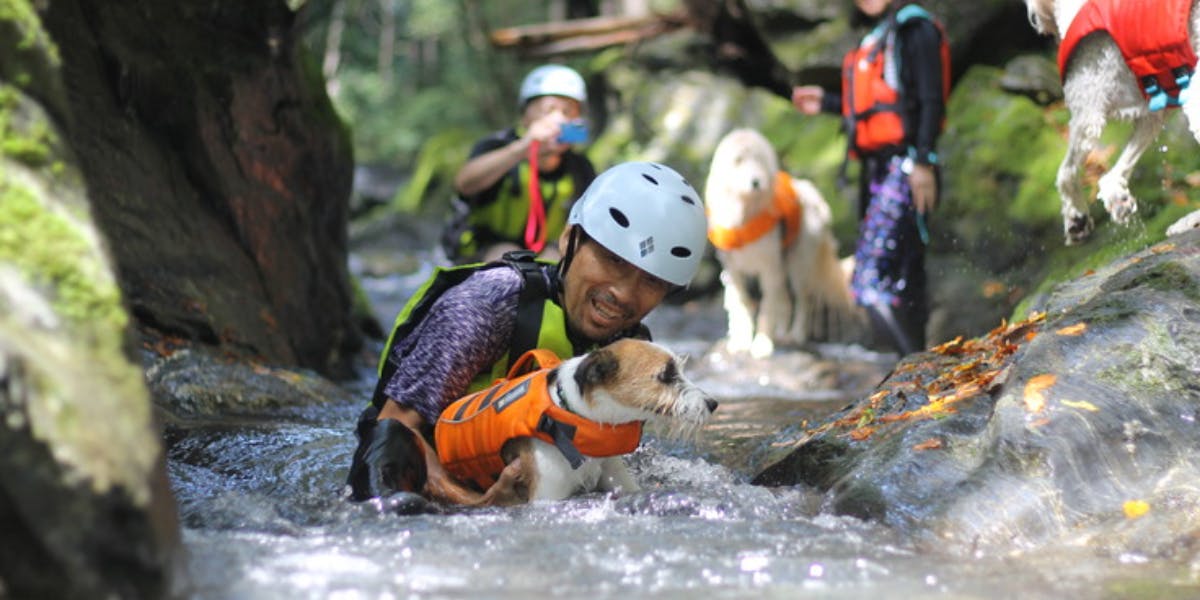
top-left (680, 0), bottom-right (794, 100)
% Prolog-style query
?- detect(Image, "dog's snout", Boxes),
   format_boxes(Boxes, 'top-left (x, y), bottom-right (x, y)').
top-left (750, 177), bottom-right (761, 190)
top-left (704, 397), bottom-right (718, 413)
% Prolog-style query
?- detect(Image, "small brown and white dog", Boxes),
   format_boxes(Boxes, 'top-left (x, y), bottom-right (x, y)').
top-left (705, 128), bottom-right (859, 358)
top-left (434, 339), bottom-right (716, 504)
top-left (1025, 0), bottom-right (1200, 243)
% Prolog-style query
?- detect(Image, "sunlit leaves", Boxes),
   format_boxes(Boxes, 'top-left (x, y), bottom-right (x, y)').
top-left (1023, 374), bottom-right (1055, 413)
top-left (1123, 499), bottom-right (1150, 519)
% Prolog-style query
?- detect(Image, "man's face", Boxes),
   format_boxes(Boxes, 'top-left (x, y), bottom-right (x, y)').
top-left (521, 95), bottom-right (582, 125)
top-left (558, 230), bottom-right (672, 343)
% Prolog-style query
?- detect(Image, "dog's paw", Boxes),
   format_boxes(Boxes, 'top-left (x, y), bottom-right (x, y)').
top-left (749, 333), bottom-right (775, 359)
top-left (1166, 209), bottom-right (1200, 236)
top-left (725, 333), bottom-right (754, 354)
top-left (1099, 190), bottom-right (1138, 225)
top-left (1064, 213), bottom-right (1094, 245)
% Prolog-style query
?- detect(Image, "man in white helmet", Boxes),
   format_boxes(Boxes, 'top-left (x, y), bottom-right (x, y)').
top-left (444, 64), bottom-right (597, 264)
top-left (348, 162), bottom-right (709, 509)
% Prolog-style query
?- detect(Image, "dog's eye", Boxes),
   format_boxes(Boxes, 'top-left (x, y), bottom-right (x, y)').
top-left (657, 361), bottom-right (680, 385)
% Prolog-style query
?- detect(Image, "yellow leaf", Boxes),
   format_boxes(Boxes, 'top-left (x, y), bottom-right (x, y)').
top-left (1123, 499), bottom-right (1150, 519)
top-left (1023, 374), bottom-right (1056, 413)
top-left (1061, 399), bottom-right (1099, 412)
top-left (1055, 323), bottom-right (1087, 336)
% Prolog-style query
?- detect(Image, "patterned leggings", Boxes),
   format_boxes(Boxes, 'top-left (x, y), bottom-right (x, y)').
top-left (851, 155), bottom-right (928, 341)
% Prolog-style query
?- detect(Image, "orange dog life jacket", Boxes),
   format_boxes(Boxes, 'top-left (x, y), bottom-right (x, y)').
top-left (707, 171), bottom-right (803, 251)
top-left (1058, 0), bottom-right (1197, 109)
top-left (435, 349), bottom-right (644, 490)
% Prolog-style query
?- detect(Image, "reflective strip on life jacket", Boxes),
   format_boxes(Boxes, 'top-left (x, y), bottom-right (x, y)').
top-left (435, 350), bottom-right (644, 490)
top-left (1057, 0), bottom-right (1197, 107)
top-left (707, 171), bottom-right (804, 251)
top-left (841, 5), bottom-right (951, 155)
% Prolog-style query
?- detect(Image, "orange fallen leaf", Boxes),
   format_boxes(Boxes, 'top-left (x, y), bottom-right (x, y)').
top-left (1150, 243), bottom-right (1175, 254)
top-left (1055, 323), bottom-right (1087, 336)
top-left (1023, 374), bottom-right (1056, 413)
top-left (1083, 269), bottom-right (1096, 276)
top-left (848, 427), bottom-right (875, 441)
top-left (912, 438), bottom-right (943, 451)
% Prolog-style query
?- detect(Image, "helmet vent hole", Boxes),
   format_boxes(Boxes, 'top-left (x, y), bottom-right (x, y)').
top-left (670, 247), bottom-right (692, 258)
top-left (681, 194), bottom-right (696, 205)
top-left (608, 208), bottom-right (630, 228)
top-left (641, 173), bottom-right (659, 186)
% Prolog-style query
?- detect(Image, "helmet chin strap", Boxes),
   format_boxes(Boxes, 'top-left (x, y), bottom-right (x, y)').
top-left (557, 225), bottom-right (582, 289)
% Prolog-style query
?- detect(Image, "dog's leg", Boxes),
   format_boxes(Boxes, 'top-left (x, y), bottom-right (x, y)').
top-left (597, 458), bottom-right (640, 494)
top-left (721, 269), bottom-right (757, 354)
top-left (1098, 111), bottom-right (1164, 225)
top-left (755, 260), bottom-right (790, 357)
top-left (1170, 76), bottom-right (1200, 236)
top-left (1058, 104), bottom-right (1105, 244)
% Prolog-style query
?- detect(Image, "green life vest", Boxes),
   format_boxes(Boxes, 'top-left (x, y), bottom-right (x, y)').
top-left (451, 160), bottom-right (580, 260)
top-left (370, 251), bottom-right (574, 409)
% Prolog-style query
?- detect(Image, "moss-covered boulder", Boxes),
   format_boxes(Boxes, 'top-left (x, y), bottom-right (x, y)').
top-left (754, 229), bottom-right (1200, 557)
top-left (1, 5), bottom-right (179, 596)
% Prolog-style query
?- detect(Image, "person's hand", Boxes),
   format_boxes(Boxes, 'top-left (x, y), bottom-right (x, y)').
top-left (525, 113), bottom-right (568, 154)
top-left (909, 163), bottom-right (937, 214)
top-left (791, 85), bottom-right (824, 115)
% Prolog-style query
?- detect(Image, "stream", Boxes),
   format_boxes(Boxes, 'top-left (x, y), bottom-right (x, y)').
top-left (163, 237), bottom-right (1180, 599)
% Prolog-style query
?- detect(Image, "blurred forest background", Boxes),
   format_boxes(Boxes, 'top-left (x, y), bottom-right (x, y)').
top-left (297, 0), bottom-right (1200, 340)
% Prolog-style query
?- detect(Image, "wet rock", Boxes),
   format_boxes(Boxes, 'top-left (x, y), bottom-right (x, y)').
top-left (1, 9), bottom-right (179, 593)
top-left (754, 229), bottom-right (1200, 556)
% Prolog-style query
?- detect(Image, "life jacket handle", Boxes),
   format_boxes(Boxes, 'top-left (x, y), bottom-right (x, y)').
top-left (506, 348), bottom-right (563, 379)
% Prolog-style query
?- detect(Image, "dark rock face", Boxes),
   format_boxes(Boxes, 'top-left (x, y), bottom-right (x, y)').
top-left (41, 1), bottom-right (361, 378)
top-left (755, 229), bottom-right (1200, 556)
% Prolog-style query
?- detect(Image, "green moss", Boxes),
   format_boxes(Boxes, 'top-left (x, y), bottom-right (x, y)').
top-left (0, 83), bottom-right (56, 168)
top-left (0, 181), bottom-right (127, 340)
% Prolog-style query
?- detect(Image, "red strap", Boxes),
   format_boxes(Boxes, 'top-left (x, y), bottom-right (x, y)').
top-left (524, 142), bottom-right (547, 253)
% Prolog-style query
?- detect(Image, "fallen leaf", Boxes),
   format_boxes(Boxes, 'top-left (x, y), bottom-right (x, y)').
top-left (848, 427), bottom-right (875, 441)
top-left (1055, 323), bottom-right (1087, 336)
top-left (1023, 374), bottom-right (1056, 413)
top-left (912, 438), bottom-right (943, 451)
top-left (1062, 399), bottom-right (1099, 412)
top-left (1150, 243), bottom-right (1176, 254)
top-left (1083, 269), bottom-right (1096, 276)
top-left (1123, 499), bottom-right (1151, 519)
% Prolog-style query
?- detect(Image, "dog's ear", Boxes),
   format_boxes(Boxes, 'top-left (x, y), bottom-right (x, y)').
top-left (575, 347), bottom-right (619, 388)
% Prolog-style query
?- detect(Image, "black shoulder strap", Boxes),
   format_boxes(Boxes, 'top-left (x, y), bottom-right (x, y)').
top-left (502, 250), bottom-right (550, 372)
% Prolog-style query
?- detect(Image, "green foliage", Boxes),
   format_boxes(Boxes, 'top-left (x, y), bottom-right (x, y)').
top-left (390, 127), bottom-right (474, 212)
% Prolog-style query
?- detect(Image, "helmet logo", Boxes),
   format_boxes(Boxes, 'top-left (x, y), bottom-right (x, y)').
top-left (639, 237), bottom-right (655, 257)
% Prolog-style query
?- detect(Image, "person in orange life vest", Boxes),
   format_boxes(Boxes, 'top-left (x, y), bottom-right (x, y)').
top-left (347, 162), bottom-right (709, 508)
top-left (791, 0), bottom-right (949, 355)
top-left (445, 64), bottom-right (597, 264)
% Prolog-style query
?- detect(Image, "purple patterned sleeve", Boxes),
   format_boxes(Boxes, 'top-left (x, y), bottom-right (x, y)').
top-left (381, 267), bottom-right (522, 425)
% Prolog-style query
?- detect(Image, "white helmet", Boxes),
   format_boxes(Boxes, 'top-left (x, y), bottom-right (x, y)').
top-left (568, 162), bottom-right (707, 287)
top-left (518, 64), bottom-right (587, 108)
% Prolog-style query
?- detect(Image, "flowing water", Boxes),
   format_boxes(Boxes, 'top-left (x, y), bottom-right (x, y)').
top-left (166, 244), bottom-right (1185, 599)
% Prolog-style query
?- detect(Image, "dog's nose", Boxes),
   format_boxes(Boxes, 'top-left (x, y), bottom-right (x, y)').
top-left (750, 177), bottom-right (761, 190)
top-left (705, 397), bottom-right (718, 413)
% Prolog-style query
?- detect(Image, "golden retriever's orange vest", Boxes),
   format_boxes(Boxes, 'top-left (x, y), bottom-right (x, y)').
top-left (1058, 0), bottom-right (1196, 108)
top-left (435, 349), bottom-right (643, 490)
top-left (841, 7), bottom-right (950, 155)
top-left (707, 171), bottom-right (803, 251)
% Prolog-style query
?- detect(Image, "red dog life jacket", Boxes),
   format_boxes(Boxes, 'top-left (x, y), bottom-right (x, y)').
top-left (1058, 0), bottom-right (1197, 109)
top-left (842, 5), bottom-right (951, 156)
top-left (435, 349), bottom-right (644, 490)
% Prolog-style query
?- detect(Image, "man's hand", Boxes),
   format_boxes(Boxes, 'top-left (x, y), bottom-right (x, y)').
top-left (909, 163), bottom-right (937, 214)
top-left (791, 85), bottom-right (824, 115)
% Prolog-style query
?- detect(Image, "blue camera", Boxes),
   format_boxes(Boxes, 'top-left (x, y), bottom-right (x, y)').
top-left (557, 120), bottom-right (589, 144)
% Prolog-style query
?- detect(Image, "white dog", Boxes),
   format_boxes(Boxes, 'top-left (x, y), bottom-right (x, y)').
top-left (1025, 0), bottom-right (1200, 243)
top-left (434, 339), bottom-right (716, 504)
top-left (704, 128), bottom-right (858, 358)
